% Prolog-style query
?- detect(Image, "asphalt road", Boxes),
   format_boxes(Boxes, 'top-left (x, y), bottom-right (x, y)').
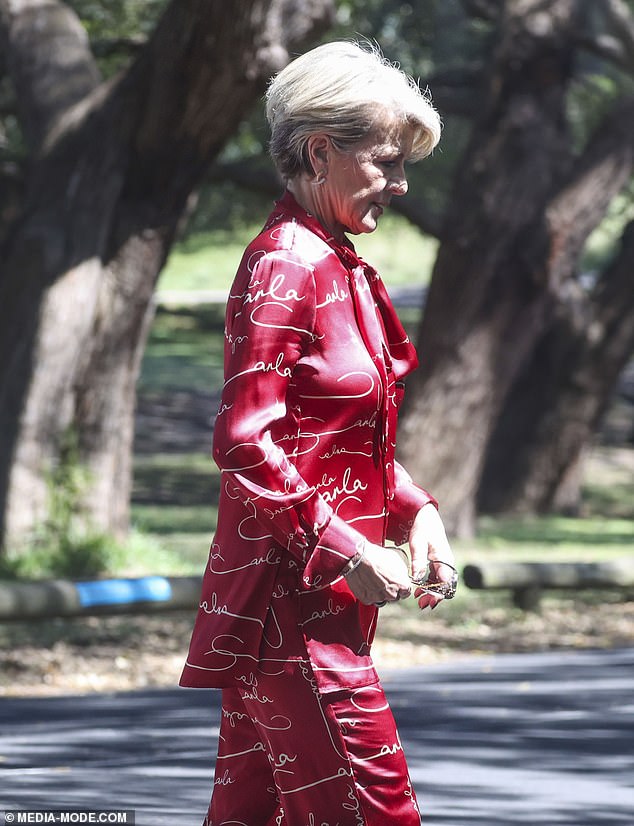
top-left (1, 647), bottom-right (632, 825)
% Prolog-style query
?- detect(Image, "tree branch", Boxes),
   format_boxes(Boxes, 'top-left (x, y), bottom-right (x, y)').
top-left (0, 159), bottom-right (24, 241)
top-left (425, 63), bottom-right (487, 117)
top-left (0, 0), bottom-right (101, 154)
top-left (603, 0), bottom-right (634, 66)
top-left (575, 0), bottom-right (634, 73)
top-left (575, 31), bottom-right (634, 72)
top-left (459, 0), bottom-right (503, 22)
top-left (208, 156), bottom-right (284, 197)
top-left (114, 0), bottom-right (335, 197)
top-left (90, 35), bottom-right (148, 60)
top-left (562, 217), bottom-right (634, 436)
top-left (593, 219), bottom-right (634, 338)
top-left (391, 194), bottom-right (445, 239)
top-left (545, 96), bottom-right (634, 284)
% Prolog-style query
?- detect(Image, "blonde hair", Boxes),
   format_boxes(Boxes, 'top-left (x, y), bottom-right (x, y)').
top-left (265, 41), bottom-right (441, 181)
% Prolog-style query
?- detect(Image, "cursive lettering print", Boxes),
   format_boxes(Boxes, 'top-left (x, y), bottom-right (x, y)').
top-left (237, 270), bottom-right (307, 306)
top-left (182, 190), bottom-right (431, 826)
top-left (298, 371), bottom-right (376, 401)
top-left (319, 467), bottom-right (368, 505)
top-left (318, 442), bottom-right (373, 460)
top-left (213, 768), bottom-right (235, 787)
top-left (251, 301), bottom-right (322, 343)
top-left (208, 543), bottom-right (281, 575)
top-left (226, 332), bottom-right (248, 353)
top-left (181, 190), bottom-right (435, 701)
top-left (300, 598), bottom-right (346, 627)
top-left (316, 278), bottom-right (348, 309)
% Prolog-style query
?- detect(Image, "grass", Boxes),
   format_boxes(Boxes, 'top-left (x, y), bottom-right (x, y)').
top-left (137, 305), bottom-right (225, 394)
top-left (159, 226), bottom-right (257, 293)
top-left (121, 299), bottom-right (634, 581)
top-left (8, 219), bottom-right (631, 584)
top-left (347, 213), bottom-right (438, 286)
top-left (127, 439), bottom-right (634, 572)
top-left (127, 500), bottom-right (634, 580)
top-left (130, 453), bottom-right (218, 574)
top-left (457, 515), bottom-right (634, 563)
top-left (2, 222), bottom-right (632, 695)
top-left (159, 212), bottom-right (438, 293)
top-left (7, 295), bottom-right (629, 585)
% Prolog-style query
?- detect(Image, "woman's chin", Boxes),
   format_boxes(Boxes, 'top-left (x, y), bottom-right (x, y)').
top-left (343, 213), bottom-right (381, 236)
top-left (357, 217), bottom-right (381, 235)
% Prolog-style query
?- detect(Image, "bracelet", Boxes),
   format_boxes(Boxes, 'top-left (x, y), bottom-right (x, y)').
top-left (342, 542), bottom-right (366, 578)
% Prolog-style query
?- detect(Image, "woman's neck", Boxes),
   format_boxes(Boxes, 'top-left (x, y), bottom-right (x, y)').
top-left (286, 177), bottom-right (343, 243)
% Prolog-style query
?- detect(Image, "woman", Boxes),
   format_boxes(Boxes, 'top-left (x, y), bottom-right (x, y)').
top-left (181, 41), bottom-right (456, 825)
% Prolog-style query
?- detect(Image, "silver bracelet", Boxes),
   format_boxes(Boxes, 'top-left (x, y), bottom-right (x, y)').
top-left (342, 542), bottom-right (366, 577)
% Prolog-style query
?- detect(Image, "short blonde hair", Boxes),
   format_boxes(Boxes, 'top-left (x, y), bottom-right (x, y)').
top-left (265, 41), bottom-right (441, 181)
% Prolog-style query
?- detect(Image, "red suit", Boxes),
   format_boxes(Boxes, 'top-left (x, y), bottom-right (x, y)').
top-left (181, 192), bottom-right (436, 824)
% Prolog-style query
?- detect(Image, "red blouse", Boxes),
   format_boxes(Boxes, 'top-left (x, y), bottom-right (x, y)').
top-left (180, 191), bottom-right (436, 692)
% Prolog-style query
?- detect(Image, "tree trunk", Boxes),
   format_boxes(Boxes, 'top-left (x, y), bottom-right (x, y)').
top-left (200, 3), bottom-right (634, 537)
top-left (0, 0), bottom-right (334, 548)
top-left (478, 219), bottom-right (634, 515)
top-left (398, 0), bottom-right (580, 536)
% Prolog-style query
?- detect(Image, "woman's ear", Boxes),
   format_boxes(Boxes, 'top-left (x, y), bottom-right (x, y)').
top-left (305, 133), bottom-right (331, 180)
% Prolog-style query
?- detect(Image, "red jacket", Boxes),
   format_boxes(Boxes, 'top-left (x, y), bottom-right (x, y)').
top-left (180, 191), bottom-right (436, 691)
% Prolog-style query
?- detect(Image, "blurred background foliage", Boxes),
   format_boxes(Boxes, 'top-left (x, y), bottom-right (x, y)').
top-left (46, 0), bottom-right (630, 275)
top-left (0, 0), bottom-right (632, 580)
top-left (3, 0), bottom-right (626, 266)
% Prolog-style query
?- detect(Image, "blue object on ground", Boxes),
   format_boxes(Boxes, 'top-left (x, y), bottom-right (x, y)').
top-left (75, 576), bottom-right (173, 607)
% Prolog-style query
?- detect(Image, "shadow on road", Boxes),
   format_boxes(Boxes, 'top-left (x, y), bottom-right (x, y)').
top-left (1, 648), bottom-right (632, 825)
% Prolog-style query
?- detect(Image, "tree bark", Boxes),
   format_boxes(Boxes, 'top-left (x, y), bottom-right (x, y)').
top-left (214, 2), bottom-right (634, 528)
top-left (398, 0), bottom-right (583, 537)
top-left (478, 219), bottom-right (634, 515)
top-left (400, 0), bottom-right (632, 535)
top-left (477, 91), bottom-right (634, 515)
top-left (0, 0), bottom-right (334, 548)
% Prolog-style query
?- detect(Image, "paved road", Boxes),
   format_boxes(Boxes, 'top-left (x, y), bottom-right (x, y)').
top-left (1, 647), bottom-right (632, 825)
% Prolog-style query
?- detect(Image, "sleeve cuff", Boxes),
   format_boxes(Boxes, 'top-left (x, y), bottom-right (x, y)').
top-left (300, 513), bottom-right (366, 590)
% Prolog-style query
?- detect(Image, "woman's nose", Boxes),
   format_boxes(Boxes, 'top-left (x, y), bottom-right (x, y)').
top-left (390, 177), bottom-right (407, 195)
top-left (388, 174), bottom-right (408, 195)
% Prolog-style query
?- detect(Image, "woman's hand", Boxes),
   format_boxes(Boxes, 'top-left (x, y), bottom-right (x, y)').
top-left (408, 503), bottom-right (456, 611)
top-left (344, 542), bottom-right (412, 606)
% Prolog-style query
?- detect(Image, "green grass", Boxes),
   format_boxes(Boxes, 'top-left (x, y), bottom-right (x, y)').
top-left (124, 443), bottom-right (634, 580)
top-left (159, 213), bottom-right (438, 293)
top-left (457, 514), bottom-right (634, 562)
top-left (348, 214), bottom-right (438, 286)
top-left (121, 302), bottom-right (634, 580)
top-left (123, 502), bottom-right (634, 580)
top-left (159, 226), bottom-right (258, 293)
top-left (455, 447), bottom-right (634, 565)
top-left (13, 219), bottom-right (624, 582)
top-left (137, 305), bottom-right (225, 394)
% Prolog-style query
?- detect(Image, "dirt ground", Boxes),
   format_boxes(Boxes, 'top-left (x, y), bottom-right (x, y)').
top-left (1, 595), bottom-right (633, 697)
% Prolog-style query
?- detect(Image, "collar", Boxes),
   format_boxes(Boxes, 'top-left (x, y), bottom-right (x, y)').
top-left (270, 190), bottom-right (419, 381)
top-left (271, 190), bottom-right (363, 269)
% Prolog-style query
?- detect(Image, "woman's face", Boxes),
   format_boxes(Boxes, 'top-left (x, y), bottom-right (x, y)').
top-left (319, 125), bottom-right (414, 240)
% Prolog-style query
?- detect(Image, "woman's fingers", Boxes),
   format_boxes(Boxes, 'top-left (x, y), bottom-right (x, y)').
top-left (344, 543), bottom-right (411, 605)
top-left (414, 587), bottom-right (443, 611)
